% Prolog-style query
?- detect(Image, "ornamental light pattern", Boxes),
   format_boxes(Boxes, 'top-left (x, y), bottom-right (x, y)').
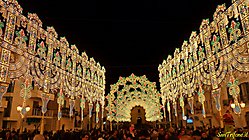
top-left (0, 0), bottom-right (106, 120)
top-left (159, 0), bottom-right (249, 121)
top-left (106, 73), bottom-right (162, 122)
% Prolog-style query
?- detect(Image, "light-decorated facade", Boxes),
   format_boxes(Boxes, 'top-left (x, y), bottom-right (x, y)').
top-left (159, 0), bottom-right (249, 128)
top-left (0, 0), bottom-right (105, 133)
top-left (106, 74), bottom-right (162, 130)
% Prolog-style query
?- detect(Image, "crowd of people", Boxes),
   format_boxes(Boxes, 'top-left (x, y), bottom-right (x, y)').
top-left (0, 124), bottom-right (248, 140)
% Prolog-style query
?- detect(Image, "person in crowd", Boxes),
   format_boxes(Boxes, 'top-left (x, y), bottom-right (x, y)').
top-left (108, 130), bottom-right (118, 140)
top-left (168, 127), bottom-right (178, 140)
top-left (33, 134), bottom-right (45, 140)
top-left (138, 129), bottom-right (150, 140)
top-left (81, 133), bottom-right (89, 140)
top-left (178, 129), bottom-right (185, 139)
top-left (179, 129), bottom-right (192, 140)
top-left (192, 130), bottom-right (201, 140)
top-left (158, 128), bottom-right (165, 140)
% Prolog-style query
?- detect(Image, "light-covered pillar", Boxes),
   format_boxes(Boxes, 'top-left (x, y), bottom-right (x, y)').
top-left (198, 85), bottom-right (206, 118)
top-left (80, 97), bottom-right (86, 129)
top-left (167, 100), bottom-right (171, 127)
top-left (212, 88), bottom-right (224, 128)
top-left (0, 84), bottom-right (8, 107)
top-left (56, 83), bottom-right (64, 130)
top-left (96, 102), bottom-right (100, 129)
top-left (40, 93), bottom-right (52, 135)
top-left (101, 103), bottom-right (105, 131)
top-left (89, 101), bottom-right (93, 130)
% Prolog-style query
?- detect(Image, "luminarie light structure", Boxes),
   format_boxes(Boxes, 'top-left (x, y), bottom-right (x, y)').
top-left (106, 73), bottom-right (162, 129)
top-left (0, 0), bottom-right (106, 132)
top-left (159, 0), bottom-right (249, 128)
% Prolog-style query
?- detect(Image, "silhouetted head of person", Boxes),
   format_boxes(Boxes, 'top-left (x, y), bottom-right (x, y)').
top-left (33, 134), bottom-right (45, 140)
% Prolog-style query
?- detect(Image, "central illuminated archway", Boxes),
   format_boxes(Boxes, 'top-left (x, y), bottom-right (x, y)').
top-left (106, 73), bottom-right (162, 123)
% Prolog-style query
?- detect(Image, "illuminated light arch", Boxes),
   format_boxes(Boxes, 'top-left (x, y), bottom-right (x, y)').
top-left (106, 73), bottom-right (162, 122)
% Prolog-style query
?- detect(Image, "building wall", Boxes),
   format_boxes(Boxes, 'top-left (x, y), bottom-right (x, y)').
top-left (130, 106), bottom-right (146, 124)
top-left (0, 77), bottom-right (105, 131)
top-left (179, 71), bottom-right (249, 129)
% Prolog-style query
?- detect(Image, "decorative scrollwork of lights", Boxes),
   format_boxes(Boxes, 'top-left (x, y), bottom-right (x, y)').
top-left (159, 0), bottom-right (249, 123)
top-left (0, 0), bottom-right (106, 122)
top-left (106, 73), bottom-right (162, 123)
top-left (227, 69), bottom-right (241, 114)
top-left (19, 65), bottom-right (33, 118)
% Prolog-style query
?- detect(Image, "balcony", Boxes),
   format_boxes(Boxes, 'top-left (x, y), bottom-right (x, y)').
top-left (26, 108), bottom-right (55, 119)
top-left (30, 90), bottom-right (55, 101)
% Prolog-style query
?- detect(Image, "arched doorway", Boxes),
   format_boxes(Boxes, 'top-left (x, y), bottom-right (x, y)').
top-left (137, 117), bottom-right (142, 125)
top-left (130, 106), bottom-right (145, 127)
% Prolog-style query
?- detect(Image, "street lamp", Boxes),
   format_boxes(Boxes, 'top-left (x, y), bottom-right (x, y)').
top-left (17, 105), bottom-right (31, 118)
top-left (230, 102), bottom-right (246, 109)
top-left (240, 102), bottom-right (245, 108)
top-left (230, 102), bottom-right (246, 128)
top-left (230, 103), bottom-right (235, 109)
top-left (17, 105), bottom-right (31, 133)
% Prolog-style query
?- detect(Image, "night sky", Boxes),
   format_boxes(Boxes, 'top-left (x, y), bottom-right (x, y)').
top-left (18, 0), bottom-right (231, 93)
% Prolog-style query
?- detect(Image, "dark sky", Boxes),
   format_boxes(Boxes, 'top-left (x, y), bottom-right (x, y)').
top-left (18, 0), bottom-right (231, 93)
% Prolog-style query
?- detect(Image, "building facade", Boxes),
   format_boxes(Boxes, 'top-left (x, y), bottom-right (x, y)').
top-left (1, 81), bottom-right (106, 131)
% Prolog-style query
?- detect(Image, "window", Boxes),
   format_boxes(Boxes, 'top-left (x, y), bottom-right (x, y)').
top-left (33, 101), bottom-right (39, 108)
top-left (32, 101), bottom-right (40, 116)
top-left (239, 84), bottom-right (244, 102)
top-left (4, 97), bottom-right (13, 117)
top-left (7, 81), bottom-right (15, 93)
top-left (138, 109), bottom-right (140, 113)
